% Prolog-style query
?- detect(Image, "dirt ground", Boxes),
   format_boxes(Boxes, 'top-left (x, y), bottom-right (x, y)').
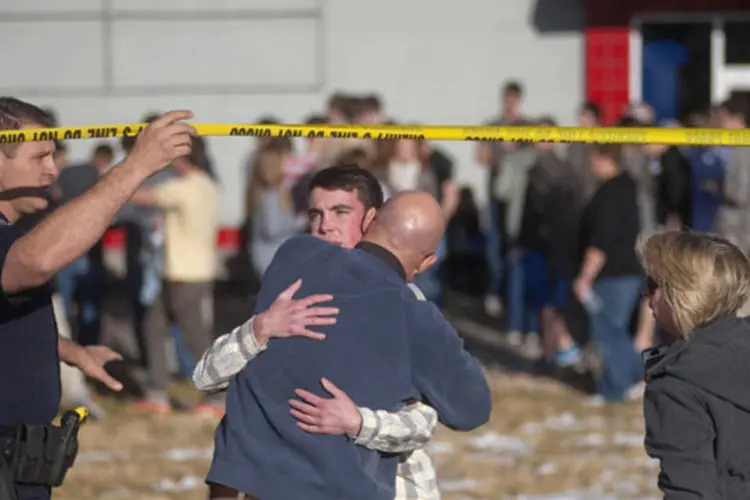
top-left (53, 370), bottom-right (660, 500)
top-left (52, 289), bottom-right (661, 499)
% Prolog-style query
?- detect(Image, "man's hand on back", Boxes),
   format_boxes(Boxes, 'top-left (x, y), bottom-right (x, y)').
top-left (126, 110), bottom-right (197, 176)
top-left (252, 279), bottom-right (339, 347)
top-left (289, 377), bottom-right (362, 437)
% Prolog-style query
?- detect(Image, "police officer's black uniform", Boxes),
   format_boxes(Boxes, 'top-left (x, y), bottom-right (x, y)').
top-left (0, 211), bottom-right (66, 500)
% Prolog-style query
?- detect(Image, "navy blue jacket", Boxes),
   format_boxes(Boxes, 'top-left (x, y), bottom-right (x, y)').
top-left (206, 235), bottom-right (491, 500)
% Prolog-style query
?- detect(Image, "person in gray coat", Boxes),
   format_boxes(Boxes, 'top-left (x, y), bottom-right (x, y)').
top-left (716, 97), bottom-right (750, 249)
top-left (566, 102), bottom-right (601, 205)
top-left (640, 230), bottom-right (750, 499)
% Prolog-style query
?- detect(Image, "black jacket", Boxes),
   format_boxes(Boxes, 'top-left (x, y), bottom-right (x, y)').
top-left (644, 316), bottom-right (750, 499)
top-left (655, 146), bottom-right (693, 228)
top-left (517, 151), bottom-right (581, 281)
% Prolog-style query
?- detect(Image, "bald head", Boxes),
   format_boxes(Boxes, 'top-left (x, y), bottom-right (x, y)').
top-left (362, 191), bottom-right (445, 280)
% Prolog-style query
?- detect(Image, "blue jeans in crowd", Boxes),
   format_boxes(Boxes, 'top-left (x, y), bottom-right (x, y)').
top-left (505, 250), bottom-right (542, 335)
top-left (585, 276), bottom-right (644, 402)
top-left (484, 201), bottom-right (504, 298)
top-left (141, 243), bottom-right (196, 379)
top-left (55, 254), bottom-right (103, 345)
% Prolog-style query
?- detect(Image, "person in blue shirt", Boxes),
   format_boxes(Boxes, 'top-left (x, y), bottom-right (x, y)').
top-left (206, 191), bottom-right (491, 500)
top-left (687, 145), bottom-right (729, 231)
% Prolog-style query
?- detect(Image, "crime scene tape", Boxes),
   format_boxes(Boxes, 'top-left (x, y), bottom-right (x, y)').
top-left (2, 123), bottom-right (750, 146)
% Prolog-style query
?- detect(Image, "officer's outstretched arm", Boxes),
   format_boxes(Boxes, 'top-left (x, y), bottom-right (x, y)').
top-left (2, 111), bottom-right (195, 295)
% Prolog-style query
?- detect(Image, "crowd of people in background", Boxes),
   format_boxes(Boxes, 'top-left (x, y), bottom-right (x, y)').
top-left (475, 81), bottom-right (750, 404)
top-left (26, 80), bottom-right (750, 411)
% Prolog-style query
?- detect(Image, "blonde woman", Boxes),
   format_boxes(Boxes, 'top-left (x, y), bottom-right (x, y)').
top-left (639, 230), bottom-right (750, 499)
top-left (247, 140), bottom-right (305, 278)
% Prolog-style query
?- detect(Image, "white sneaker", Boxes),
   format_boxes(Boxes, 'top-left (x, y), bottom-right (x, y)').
top-left (584, 395), bottom-right (606, 407)
top-left (506, 330), bottom-right (523, 346)
top-left (484, 295), bottom-right (503, 317)
top-left (521, 332), bottom-right (541, 358)
top-left (627, 381), bottom-right (646, 401)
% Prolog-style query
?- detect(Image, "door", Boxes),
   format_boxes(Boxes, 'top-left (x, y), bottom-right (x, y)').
top-left (638, 22), bottom-right (712, 124)
top-left (714, 20), bottom-right (750, 103)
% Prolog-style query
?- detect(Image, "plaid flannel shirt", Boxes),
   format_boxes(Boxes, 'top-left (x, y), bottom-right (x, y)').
top-left (192, 284), bottom-right (440, 499)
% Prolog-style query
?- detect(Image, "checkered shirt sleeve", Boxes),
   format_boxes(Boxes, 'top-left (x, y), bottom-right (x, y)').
top-left (396, 449), bottom-right (440, 500)
top-left (192, 316), bottom-right (266, 392)
top-left (352, 402), bottom-right (440, 499)
top-left (353, 401), bottom-right (438, 454)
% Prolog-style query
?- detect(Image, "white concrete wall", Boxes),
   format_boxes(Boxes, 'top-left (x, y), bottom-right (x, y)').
top-left (2, 0), bottom-right (584, 225)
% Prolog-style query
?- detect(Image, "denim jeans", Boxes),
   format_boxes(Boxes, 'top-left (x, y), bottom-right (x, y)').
top-left (586, 276), bottom-right (644, 402)
top-left (55, 253), bottom-right (103, 346)
top-left (141, 242), bottom-right (196, 379)
top-left (484, 200), bottom-right (504, 297)
top-left (505, 250), bottom-right (542, 334)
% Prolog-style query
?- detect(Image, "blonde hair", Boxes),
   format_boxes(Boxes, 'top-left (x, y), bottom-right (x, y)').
top-left (245, 145), bottom-right (290, 218)
top-left (636, 230), bottom-right (750, 337)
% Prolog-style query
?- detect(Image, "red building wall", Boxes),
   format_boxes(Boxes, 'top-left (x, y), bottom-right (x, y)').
top-left (585, 0), bottom-right (750, 124)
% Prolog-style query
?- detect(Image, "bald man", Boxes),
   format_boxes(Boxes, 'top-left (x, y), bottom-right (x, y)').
top-left (206, 192), bottom-right (491, 500)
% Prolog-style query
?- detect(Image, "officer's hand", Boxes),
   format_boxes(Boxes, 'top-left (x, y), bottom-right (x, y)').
top-left (289, 377), bottom-right (362, 437)
top-left (129, 110), bottom-right (197, 175)
top-left (74, 345), bottom-right (124, 392)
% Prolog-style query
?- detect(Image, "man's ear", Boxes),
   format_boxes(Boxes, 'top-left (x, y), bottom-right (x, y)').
top-left (416, 253), bottom-right (438, 276)
top-left (361, 207), bottom-right (377, 232)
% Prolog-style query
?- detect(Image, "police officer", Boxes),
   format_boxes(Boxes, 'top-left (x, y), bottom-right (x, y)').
top-left (0, 98), bottom-right (195, 500)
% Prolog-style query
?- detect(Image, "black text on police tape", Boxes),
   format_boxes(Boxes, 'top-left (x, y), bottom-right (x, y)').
top-left (0, 133), bottom-right (26, 144)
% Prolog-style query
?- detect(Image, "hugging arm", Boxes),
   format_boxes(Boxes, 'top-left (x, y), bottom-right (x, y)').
top-left (192, 316), bottom-right (266, 392)
top-left (290, 378), bottom-right (438, 454)
top-left (353, 401), bottom-right (438, 453)
top-left (192, 279), bottom-right (338, 392)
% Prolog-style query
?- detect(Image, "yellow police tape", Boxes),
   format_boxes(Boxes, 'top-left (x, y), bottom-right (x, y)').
top-left (1, 123), bottom-right (750, 146)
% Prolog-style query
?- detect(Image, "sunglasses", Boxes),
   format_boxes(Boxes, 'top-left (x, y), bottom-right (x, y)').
top-left (644, 276), bottom-right (659, 296)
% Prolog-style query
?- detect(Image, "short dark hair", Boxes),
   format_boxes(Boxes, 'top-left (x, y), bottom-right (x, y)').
top-left (327, 92), bottom-right (349, 111)
top-left (0, 97), bottom-right (54, 131)
top-left (617, 115), bottom-right (640, 127)
top-left (305, 113), bottom-right (328, 125)
top-left (187, 135), bottom-right (208, 167)
top-left (592, 143), bottom-right (622, 164)
top-left (720, 96), bottom-right (749, 121)
top-left (503, 81), bottom-right (523, 96)
top-left (327, 92), bottom-right (358, 122)
top-left (360, 94), bottom-right (382, 113)
top-left (335, 147), bottom-right (371, 169)
top-left (93, 143), bottom-right (114, 160)
top-left (0, 97), bottom-right (55, 156)
top-left (581, 102), bottom-right (601, 122)
top-left (258, 115), bottom-right (280, 125)
top-left (537, 115), bottom-right (557, 127)
top-left (308, 164), bottom-right (384, 211)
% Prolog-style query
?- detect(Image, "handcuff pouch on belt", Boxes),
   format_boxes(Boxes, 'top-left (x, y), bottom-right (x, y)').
top-left (0, 416), bottom-right (82, 498)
